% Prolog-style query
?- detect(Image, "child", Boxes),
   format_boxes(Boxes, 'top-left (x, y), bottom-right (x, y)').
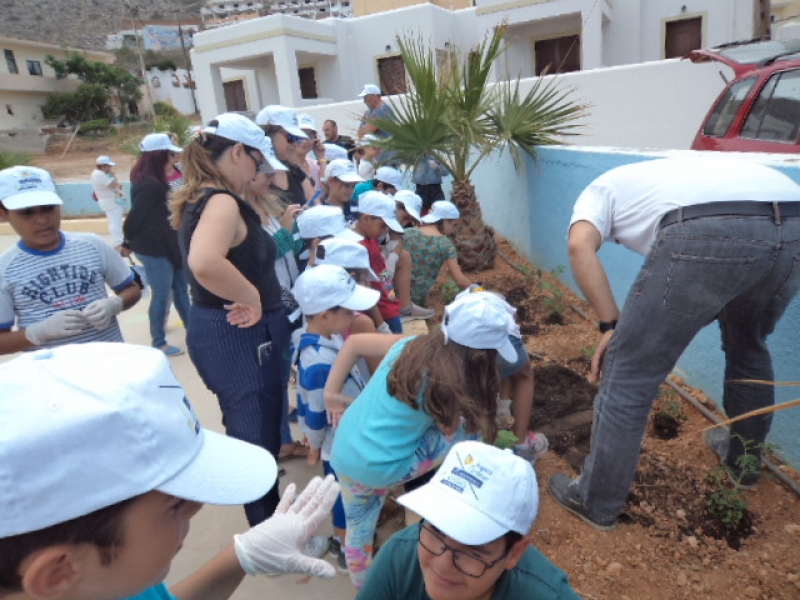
top-left (0, 342), bottom-right (340, 600)
top-left (291, 264), bottom-right (380, 573)
top-left (324, 292), bottom-right (518, 588)
top-left (0, 166), bottom-right (141, 355)
top-left (394, 189), bottom-right (422, 228)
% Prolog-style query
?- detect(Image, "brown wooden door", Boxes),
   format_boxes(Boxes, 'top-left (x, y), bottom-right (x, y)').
top-left (534, 35), bottom-right (580, 75)
top-left (223, 80), bottom-right (247, 112)
top-left (378, 56), bottom-right (407, 95)
top-left (299, 66), bottom-right (318, 99)
top-left (665, 17), bottom-right (702, 59)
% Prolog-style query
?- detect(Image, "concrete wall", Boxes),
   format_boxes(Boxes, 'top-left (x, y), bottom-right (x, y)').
top-left (473, 145), bottom-right (800, 468)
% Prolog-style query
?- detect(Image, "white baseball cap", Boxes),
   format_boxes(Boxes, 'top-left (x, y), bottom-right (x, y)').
top-left (315, 237), bottom-right (378, 281)
top-left (296, 205), bottom-right (363, 241)
top-left (357, 134), bottom-right (381, 148)
top-left (140, 132), bottom-right (183, 153)
top-left (358, 84), bottom-right (382, 97)
top-left (0, 343), bottom-right (277, 537)
top-left (259, 136), bottom-right (288, 172)
top-left (255, 105), bottom-right (309, 139)
top-left (395, 189), bottom-right (422, 222)
top-left (96, 155), bottom-right (115, 166)
top-left (359, 190), bottom-right (404, 233)
top-left (441, 292), bottom-right (516, 362)
top-left (0, 166), bottom-right (62, 210)
top-left (398, 441), bottom-right (539, 545)
top-left (325, 158), bottom-right (363, 183)
top-left (202, 113), bottom-right (266, 153)
top-left (298, 113), bottom-right (317, 134)
top-left (421, 199), bottom-right (460, 223)
top-left (324, 143), bottom-right (348, 162)
top-left (375, 166), bottom-right (404, 191)
top-left (292, 264), bottom-right (379, 316)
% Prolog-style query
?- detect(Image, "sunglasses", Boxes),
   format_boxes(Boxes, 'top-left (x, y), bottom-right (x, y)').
top-left (284, 131), bottom-right (304, 144)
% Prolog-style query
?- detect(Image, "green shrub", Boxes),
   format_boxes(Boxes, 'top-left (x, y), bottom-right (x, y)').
top-left (78, 119), bottom-right (111, 135)
top-left (0, 152), bottom-right (32, 169)
top-left (154, 114), bottom-right (193, 147)
top-left (153, 102), bottom-right (181, 118)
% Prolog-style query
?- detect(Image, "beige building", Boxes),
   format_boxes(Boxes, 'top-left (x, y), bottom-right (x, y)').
top-left (0, 36), bottom-right (113, 132)
top-left (352, 0), bottom-right (470, 16)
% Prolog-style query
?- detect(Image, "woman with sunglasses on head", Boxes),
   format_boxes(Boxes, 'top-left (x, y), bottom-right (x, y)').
top-left (255, 105), bottom-right (316, 206)
top-left (170, 113), bottom-right (289, 526)
top-left (122, 132), bottom-right (191, 356)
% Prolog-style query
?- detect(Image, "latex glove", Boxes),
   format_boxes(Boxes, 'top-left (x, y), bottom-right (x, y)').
top-left (83, 296), bottom-right (124, 330)
top-left (25, 310), bottom-right (86, 346)
top-left (376, 322), bottom-right (391, 334)
top-left (234, 475), bottom-right (340, 578)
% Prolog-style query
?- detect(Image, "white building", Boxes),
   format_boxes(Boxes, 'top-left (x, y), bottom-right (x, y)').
top-left (191, 0), bottom-right (767, 120)
top-left (266, 0), bottom-right (352, 19)
top-left (201, 1), bottom-right (266, 29)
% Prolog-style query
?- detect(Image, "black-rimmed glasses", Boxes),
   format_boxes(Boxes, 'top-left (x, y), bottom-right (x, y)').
top-left (244, 147), bottom-right (266, 171)
top-left (417, 521), bottom-right (509, 578)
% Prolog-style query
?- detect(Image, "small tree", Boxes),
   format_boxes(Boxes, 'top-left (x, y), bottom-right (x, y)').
top-left (371, 25), bottom-right (585, 271)
top-left (45, 53), bottom-right (143, 121)
top-left (42, 83), bottom-right (111, 123)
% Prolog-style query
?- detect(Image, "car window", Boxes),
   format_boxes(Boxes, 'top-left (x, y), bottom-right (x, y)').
top-left (740, 69), bottom-right (800, 143)
top-left (702, 77), bottom-right (756, 137)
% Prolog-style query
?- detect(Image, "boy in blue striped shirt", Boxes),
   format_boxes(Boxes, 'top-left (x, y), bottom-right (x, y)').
top-left (291, 264), bottom-right (379, 572)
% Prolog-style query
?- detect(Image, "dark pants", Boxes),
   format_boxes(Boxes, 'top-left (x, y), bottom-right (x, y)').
top-left (187, 304), bottom-right (290, 525)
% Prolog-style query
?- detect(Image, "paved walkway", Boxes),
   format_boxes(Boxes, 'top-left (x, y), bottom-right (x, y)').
top-left (0, 222), bottom-right (426, 600)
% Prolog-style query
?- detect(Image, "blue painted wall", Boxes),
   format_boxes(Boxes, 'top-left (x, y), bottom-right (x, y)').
top-left (498, 147), bottom-right (800, 468)
top-left (58, 182), bottom-right (131, 218)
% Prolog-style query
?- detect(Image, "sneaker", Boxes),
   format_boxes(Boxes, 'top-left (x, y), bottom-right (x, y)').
top-left (703, 427), bottom-right (759, 490)
top-left (513, 431), bottom-right (549, 462)
top-left (547, 473), bottom-right (617, 531)
top-left (399, 303), bottom-right (435, 322)
top-left (302, 535), bottom-right (330, 559)
top-left (158, 344), bottom-right (184, 357)
top-left (328, 536), bottom-right (341, 558)
top-left (337, 550), bottom-right (348, 575)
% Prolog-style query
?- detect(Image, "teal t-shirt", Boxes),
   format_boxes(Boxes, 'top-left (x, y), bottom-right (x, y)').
top-left (356, 525), bottom-right (583, 599)
top-left (330, 337), bottom-right (434, 487)
top-left (126, 583), bottom-right (175, 600)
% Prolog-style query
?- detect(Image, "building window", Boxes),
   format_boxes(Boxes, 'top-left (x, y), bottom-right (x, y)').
top-left (378, 55), bottom-right (407, 95)
top-left (665, 17), bottom-right (702, 58)
top-left (27, 60), bottom-right (43, 76)
top-left (299, 66), bottom-right (318, 99)
top-left (534, 35), bottom-right (580, 75)
top-left (5, 104), bottom-right (13, 116)
top-left (4, 49), bottom-right (18, 74)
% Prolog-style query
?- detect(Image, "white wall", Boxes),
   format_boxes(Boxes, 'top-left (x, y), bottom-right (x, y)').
top-left (147, 68), bottom-right (197, 115)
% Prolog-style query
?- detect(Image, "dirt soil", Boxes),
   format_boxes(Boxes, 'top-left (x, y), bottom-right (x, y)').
top-left (32, 144), bottom-right (800, 600)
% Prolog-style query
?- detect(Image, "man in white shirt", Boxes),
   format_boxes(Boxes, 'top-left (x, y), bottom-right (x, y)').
top-left (549, 156), bottom-right (800, 531)
top-left (90, 155), bottom-right (125, 250)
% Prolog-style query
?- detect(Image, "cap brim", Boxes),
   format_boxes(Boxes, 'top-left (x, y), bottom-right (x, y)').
top-left (383, 217), bottom-right (405, 233)
top-left (420, 214), bottom-right (440, 224)
top-left (338, 228), bottom-right (364, 242)
top-left (496, 337), bottom-right (517, 363)
top-left (398, 202), bottom-right (421, 222)
top-left (341, 286), bottom-right (380, 311)
top-left (337, 173), bottom-right (364, 183)
top-left (284, 125), bottom-right (310, 139)
top-left (157, 428), bottom-right (277, 505)
top-left (398, 483), bottom-right (507, 546)
top-left (267, 156), bottom-right (289, 171)
top-left (2, 190), bottom-right (63, 210)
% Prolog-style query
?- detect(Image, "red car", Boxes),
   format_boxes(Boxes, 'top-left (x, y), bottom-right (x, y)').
top-left (687, 39), bottom-right (800, 153)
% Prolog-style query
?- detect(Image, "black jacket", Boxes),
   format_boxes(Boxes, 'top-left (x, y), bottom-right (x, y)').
top-left (123, 178), bottom-right (183, 268)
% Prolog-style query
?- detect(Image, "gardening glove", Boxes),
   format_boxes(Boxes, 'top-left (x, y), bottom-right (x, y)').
top-left (376, 322), bottom-right (391, 334)
top-left (24, 310), bottom-right (86, 346)
top-left (83, 296), bottom-right (124, 331)
top-left (234, 475), bottom-right (339, 579)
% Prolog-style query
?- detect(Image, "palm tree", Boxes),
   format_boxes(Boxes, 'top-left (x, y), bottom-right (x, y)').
top-left (370, 24), bottom-right (585, 271)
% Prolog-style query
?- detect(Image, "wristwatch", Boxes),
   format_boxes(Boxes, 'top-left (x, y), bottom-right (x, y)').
top-left (598, 320), bottom-right (618, 333)
top-left (317, 158), bottom-right (329, 165)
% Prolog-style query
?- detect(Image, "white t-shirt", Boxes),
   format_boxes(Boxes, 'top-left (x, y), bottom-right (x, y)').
top-left (0, 232), bottom-right (134, 346)
top-left (569, 157), bottom-right (800, 255)
top-left (90, 168), bottom-right (120, 202)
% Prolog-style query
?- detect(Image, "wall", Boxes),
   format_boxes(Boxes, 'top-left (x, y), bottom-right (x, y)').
top-left (147, 68), bottom-right (197, 115)
top-left (474, 145), bottom-right (800, 468)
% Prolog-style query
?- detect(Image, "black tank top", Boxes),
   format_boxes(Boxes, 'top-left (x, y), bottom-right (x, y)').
top-left (179, 188), bottom-right (282, 310)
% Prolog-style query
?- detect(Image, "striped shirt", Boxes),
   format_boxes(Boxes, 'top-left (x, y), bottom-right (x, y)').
top-left (0, 232), bottom-right (134, 346)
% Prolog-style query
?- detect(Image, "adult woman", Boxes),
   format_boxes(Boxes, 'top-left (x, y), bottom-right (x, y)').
top-left (122, 132), bottom-right (190, 356)
top-left (403, 200), bottom-right (472, 307)
top-left (170, 113), bottom-right (288, 525)
top-left (244, 139), bottom-right (309, 462)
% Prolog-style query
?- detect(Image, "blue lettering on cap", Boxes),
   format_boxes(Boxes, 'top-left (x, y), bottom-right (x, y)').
top-left (452, 468), bottom-right (484, 489)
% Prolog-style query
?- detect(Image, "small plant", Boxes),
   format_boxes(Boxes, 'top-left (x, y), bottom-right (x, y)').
top-left (537, 266), bottom-right (566, 325)
top-left (707, 468), bottom-right (749, 529)
top-left (516, 262), bottom-right (537, 285)
top-left (494, 430), bottom-right (519, 450)
top-left (439, 280), bottom-right (459, 305)
top-left (652, 393), bottom-right (687, 439)
top-left (78, 119), bottom-right (111, 136)
top-left (580, 344), bottom-right (595, 361)
top-left (0, 151), bottom-right (32, 169)
top-left (153, 101), bottom-right (181, 118)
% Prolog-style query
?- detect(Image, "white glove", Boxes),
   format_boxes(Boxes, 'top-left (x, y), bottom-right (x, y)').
top-left (83, 296), bottom-right (124, 331)
top-left (234, 475), bottom-right (340, 579)
top-left (384, 252), bottom-right (399, 277)
top-left (376, 322), bottom-right (391, 334)
top-left (25, 310), bottom-right (86, 345)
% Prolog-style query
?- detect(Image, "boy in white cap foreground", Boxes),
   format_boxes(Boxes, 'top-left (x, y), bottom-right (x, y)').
top-left (356, 441), bottom-right (580, 599)
top-left (0, 342), bottom-right (340, 600)
top-left (0, 166), bottom-right (141, 355)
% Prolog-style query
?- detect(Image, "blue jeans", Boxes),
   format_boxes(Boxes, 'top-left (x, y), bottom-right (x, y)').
top-left (136, 253), bottom-right (191, 348)
top-left (187, 304), bottom-right (291, 525)
top-left (578, 212), bottom-right (800, 521)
